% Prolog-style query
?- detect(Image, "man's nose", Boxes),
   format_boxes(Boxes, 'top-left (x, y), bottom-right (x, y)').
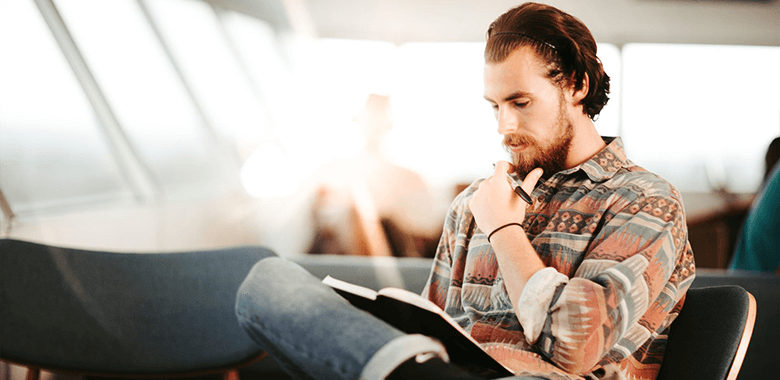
top-left (497, 108), bottom-right (519, 135)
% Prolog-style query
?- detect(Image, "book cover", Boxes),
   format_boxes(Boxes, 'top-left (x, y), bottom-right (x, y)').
top-left (322, 276), bottom-right (514, 378)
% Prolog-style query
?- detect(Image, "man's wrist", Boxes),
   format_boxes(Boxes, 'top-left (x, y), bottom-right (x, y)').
top-left (487, 222), bottom-right (524, 243)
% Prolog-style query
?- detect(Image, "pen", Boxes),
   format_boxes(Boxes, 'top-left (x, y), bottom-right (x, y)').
top-left (493, 163), bottom-right (533, 204)
top-left (506, 173), bottom-right (533, 204)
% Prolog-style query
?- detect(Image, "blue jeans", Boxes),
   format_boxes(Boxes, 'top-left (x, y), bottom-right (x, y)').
top-left (235, 256), bottom-right (551, 380)
top-left (235, 256), bottom-right (449, 380)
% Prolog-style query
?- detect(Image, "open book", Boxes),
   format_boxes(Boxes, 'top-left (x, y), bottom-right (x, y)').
top-left (322, 276), bottom-right (514, 378)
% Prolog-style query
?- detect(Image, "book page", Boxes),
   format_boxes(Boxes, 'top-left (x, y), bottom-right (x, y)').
top-left (323, 277), bottom-right (476, 344)
top-left (322, 275), bottom-right (378, 300)
top-left (376, 287), bottom-right (439, 313)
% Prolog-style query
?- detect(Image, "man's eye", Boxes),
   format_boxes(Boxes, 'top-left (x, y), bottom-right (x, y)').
top-left (514, 101), bottom-right (529, 108)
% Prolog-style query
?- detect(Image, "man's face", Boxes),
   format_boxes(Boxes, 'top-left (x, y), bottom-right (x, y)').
top-left (483, 46), bottom-right (574, 178)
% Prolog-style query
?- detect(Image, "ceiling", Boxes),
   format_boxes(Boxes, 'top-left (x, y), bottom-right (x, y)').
top-left (209, 0), bottom-right (780, 47)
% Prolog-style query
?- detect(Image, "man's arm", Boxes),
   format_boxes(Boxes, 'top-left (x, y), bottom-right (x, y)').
top-left (468, 161), bottom-right (546, 313)
top-left (534, 194), bottom-right (692, 374)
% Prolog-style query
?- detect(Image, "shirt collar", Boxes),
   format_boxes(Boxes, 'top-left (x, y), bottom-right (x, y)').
top-left (555, 136), bottom-right (629, 183)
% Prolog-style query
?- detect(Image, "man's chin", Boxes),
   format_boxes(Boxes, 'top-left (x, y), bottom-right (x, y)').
top-left (512, 161), bottom-right (538, 178)
top-left (508, 152), bottom-right (531, 175)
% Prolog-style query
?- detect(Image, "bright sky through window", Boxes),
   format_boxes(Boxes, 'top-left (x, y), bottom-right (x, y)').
top-left (622, 43), bottom-right (780, 193)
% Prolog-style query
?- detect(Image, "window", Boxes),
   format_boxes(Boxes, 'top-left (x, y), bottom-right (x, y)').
top-left (0, 0), bottom-right (131, 212)
top-left (593, 43), bottom-right (621, 137)
top-left (55, 0), bottom-right (232, 196)
top-left (279, 38), bottom-right (397, 166)
top-left (144, 0), bottom-right (270, 159)
top-left (219, 10), bottom-right (293, 133)
top-left (622, 43), bottom-right (780, 193)
top-left (389, 42), bottom-right (499, 187)
top-left (219, 10), bottom-right (304, 197)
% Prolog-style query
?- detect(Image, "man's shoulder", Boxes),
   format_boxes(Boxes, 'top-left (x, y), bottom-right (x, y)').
top-left (442, 178), bottom-right (485, 223)
top-left (608, 162), bottom-right (683, 203)
top-left (452, 178), bottom-right (483, 204)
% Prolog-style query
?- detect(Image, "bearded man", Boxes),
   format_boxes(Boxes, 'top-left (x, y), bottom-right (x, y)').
top-left (423, 3), bottom-right (695, 379)
top-left (236, 3), bottom-right (694, 380)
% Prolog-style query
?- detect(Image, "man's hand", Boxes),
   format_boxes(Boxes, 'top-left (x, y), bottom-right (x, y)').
top-left (469, 161), bottom-right (544, 235)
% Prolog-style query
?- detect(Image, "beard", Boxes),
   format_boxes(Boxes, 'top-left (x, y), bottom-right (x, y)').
top-left (503, 97), bottom-right (574, 178)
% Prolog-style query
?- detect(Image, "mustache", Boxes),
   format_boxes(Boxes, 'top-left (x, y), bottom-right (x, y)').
top-left (502, 133), bottom-right (536, 149)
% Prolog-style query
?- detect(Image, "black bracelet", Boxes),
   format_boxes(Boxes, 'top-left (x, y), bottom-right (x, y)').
top-left (487, 222), bottom-right (523, 243)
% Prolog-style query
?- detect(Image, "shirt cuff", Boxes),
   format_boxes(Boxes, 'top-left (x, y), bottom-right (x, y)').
top-left (516, 267), bottom-right (568, 344)
top-left (360, 334), bottom-right (449, 380)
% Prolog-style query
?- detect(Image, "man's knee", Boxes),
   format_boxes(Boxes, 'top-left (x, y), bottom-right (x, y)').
top-left (236, 257), bottom-right (288, 322)
top-left (235, 257), bottom-right (329, 322)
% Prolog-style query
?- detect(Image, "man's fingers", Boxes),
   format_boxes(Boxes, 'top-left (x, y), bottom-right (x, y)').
top-left (494, 160), bottom-right (514, 175)
top-left (522, 168), bottom-right (544, 193)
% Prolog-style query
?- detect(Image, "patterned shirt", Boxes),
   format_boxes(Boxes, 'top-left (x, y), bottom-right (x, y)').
top-left (422, 137), bottom-right (695, 380)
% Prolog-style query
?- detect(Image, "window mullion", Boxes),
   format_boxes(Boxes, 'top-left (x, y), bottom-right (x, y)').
top-left (33, 0), bottom-right (160, 201)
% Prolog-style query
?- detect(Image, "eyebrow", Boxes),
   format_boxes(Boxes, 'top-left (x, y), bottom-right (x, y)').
top-left (484, 91), bottom-right (532, 103)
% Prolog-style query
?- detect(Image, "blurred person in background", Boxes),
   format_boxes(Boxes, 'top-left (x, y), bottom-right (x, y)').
top-left (763, 137), bottom-right (779, 182)
top-left (307, 94), bottom-right (441, 257)
top-left (729, 136), bottom-right (780, 272)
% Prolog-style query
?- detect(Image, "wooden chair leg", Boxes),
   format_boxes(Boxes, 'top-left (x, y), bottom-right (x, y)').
top-left (0, 361), bottom-right (9, 380)
top-left (25, 368), bottom-right (39, 380)
top-left (222, 369), bottom-right (239, 380)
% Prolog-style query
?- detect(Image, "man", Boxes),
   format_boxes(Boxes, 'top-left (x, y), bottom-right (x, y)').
top-left (236, 3), bottom-right (694, 380)
top-left (423, 2), bottom-right (694, 379)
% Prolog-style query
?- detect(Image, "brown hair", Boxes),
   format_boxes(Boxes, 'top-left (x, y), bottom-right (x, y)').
top-left (485, 2), bottom-right (610, 120)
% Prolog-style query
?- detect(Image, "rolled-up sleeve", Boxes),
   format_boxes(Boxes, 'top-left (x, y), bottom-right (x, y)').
top-left (516, 267), bottom-right (568, 345)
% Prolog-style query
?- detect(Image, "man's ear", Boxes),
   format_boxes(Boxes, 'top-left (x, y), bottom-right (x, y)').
top-left (570, 72), bottom-right (589, 104)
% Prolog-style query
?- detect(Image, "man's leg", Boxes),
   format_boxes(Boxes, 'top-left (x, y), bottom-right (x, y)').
top-left (235, 256), bottom-right (449, 380)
